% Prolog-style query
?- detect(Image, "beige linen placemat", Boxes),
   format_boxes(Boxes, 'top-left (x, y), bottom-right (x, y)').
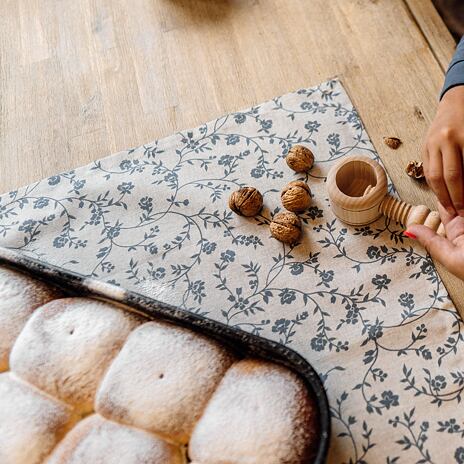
top-left (1, 79), bottom-right (463, 463)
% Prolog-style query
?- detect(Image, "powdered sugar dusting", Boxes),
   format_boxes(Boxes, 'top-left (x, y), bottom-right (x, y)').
top-left (96, 321), bottom-right (236, 444)
top-left (46, 414), bottom-right (185, 464)
top-left (0, 266), bottom-right (61, 371)
top-left (0, 373), bottom-right (77, 464)
top-left (10, 298), bottom-right (142, 413)
top-left (188, 359), bottom-right (318, 464)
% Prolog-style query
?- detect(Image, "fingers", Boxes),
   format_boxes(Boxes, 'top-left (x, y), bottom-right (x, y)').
top-left (437, 202), bottom-right (464, 243)
top-left (406, 224), bottom-right (458, 272)
top-left (425, 148), bottom-right (456, 216)
top-left (442, 143), bottom-right (464, 215)
top-left (437, 201), bottom-right (455, 226)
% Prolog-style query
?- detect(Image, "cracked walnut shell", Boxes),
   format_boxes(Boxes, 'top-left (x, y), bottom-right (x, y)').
top-left (285, 145), bottom-right (314, 172)
top-left (270, 212), bottom-right (302, 244)
top-left (406, 160), bottom-right (424, 180)
top-left (383, 137), bottom-right (402, 150)
top-left (281, 181), bottom-right (311, 213)
top-left (228, 187), bottom-right (263, 217)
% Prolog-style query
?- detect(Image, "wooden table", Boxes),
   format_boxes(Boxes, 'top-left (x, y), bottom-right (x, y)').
top-left (1, 0), bottom-right (462, 313)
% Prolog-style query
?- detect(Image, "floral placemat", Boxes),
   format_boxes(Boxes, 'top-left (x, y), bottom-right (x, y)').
top-left (1, 79), bottom-right (463, 463)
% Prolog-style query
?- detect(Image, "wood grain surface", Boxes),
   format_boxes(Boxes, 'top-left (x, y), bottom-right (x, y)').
top-left (1, 0), bottom-right (462, 313)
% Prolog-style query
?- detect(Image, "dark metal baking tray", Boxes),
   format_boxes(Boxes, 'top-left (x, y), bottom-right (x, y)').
top-left (0, 246), bottom-right (330, 463)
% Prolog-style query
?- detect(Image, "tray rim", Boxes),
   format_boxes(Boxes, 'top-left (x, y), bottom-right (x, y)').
top-left (0, 246), bottom-right (330, 463)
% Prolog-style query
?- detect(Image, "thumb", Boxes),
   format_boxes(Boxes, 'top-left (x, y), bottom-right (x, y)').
top-left (406, 224), bottom-right (457, 270)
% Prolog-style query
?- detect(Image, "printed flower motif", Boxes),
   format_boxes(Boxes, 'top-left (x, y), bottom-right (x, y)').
top-left (107, 225), bottom-right (121, 239)
top-left (372, 274), bottom-right (391, 290)
top-left (327, 133), bottom-right (340, 146)
top-left (189, 280), bottom-right (206, 303)
top-left (421, 261), bottom-right (434, 276)
top-left (139, 196), bottom-right (153, 211)
top-left (148, 244), bottom-right (158, 255)
top-left (320, 270), bottom-right (334, 284)
top-left (260, 119), bottom-right (273, 130)
top-left (181, 132), bottom-right (199, 149)
top-left (366, 246), bottom-right (380, 259)
top-left (304, 120), bottom-right (321, 132)
top-left (431, 375), bottom-right (447, 391)
top-left (202, 241), bottom-right (217, 255)
top-left (18, 219), bottom-right (36, 234)
top-left (220, 250), bottom-right (235, 263)
top-left (345, 305), bottom-right (359, 325)
top-left (310, 334), bottom-right (327, 352)
top-left (234, 235), bottom-right (263, 247)
top-left (279, 288), bottom-right (296, 305)
top-left (117, 182), bottom-right (134, 194)
top-left (444, 418), bottom-right (460, 433)
top-left (73, 180), bottom-right (86, 192)
top-left (290, 263), bottom-right (304, 275)
top-left (48, 175), bottom-right (61, 185)
top-left (306, 206), bottom-right (323, 220)
top-left (119, 159), bottom-right (132, 170)
top-left (380, 390), bottom-right (399, 409)
top-left (272, 318), bottom-right (290, 335)
top-left (164, 172), bottom-right (178, 184)
top-left (234, 113), bottom-right (246, 124)
top-left (399, 292), bottom-right (414, 309)
top-left (218, 155), bottom-right (234, 166)
top-left (367, 320), bottom-right (384, 341)
top-left (150, 267), bottom-right (166, 280)
top-left (422, 349), bottom-right (432, 360)
top-left (33, 198), bottom-right (49, 209)
top-left (250, 167), bottom-right (264, 178)
top-left (455, 447), bottom-right (464, 464)
top-left (53, 236), bottom-right (68, 248)
top-left (226, 134), bottom-right (240, 145)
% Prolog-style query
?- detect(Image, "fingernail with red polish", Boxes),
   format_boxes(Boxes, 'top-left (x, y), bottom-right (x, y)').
top-left (404, 231), bottom-right (417, 239)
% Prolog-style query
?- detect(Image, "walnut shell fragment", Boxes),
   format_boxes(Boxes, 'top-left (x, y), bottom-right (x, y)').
top-left (405, 160), bottom-right (424, 180)
top-left (229, 187), bottom-right (263, 217)
top-left (281, 181), bottom-right (311, 213)
top-left (270, 212), bottom-right (302, 245)
top-left (285, 145), bottom-right (314, 172)
top-left (383, 137), bottom-right (402, 150)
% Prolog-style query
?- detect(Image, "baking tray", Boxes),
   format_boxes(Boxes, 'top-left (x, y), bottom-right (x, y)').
top-left (0, 246), bottom-right (330, 463)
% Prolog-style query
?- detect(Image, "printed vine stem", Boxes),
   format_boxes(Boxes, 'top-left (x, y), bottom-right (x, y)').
top-left (217, 247), bottom-right (293, 324)
top-left (319, 222), bottom-right (464, 365)
top-left (389, 410), bottom-right (434, 464)
top-left (272, 99), bottom-right (376, 164)
top-left (402, 368), bottom-right (464, 404)
top-left (330, 391), bottom-right (374, 464)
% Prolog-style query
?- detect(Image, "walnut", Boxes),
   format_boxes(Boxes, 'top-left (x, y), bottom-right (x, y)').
top-left (285, 145), bottom-right (314, 172)
top-left (281, 181), bottom-right (311, 212)
top-left (228, 187), bottom-right (263, 216)
top-left (383, 137), bottom-right (402, 149)
top-left (270, 211), bottom-right (302, 244)
top-left (406, 160), bottom-right (424, 180)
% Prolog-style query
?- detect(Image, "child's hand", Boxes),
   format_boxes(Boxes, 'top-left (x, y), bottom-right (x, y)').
top-left (422, 85), bottom-right (464, 217)
top-left (406, 203), bottom-right (464, 279)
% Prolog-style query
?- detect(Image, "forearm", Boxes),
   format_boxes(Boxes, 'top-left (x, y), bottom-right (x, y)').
top-left (441, 36), bottom-right (464, 99)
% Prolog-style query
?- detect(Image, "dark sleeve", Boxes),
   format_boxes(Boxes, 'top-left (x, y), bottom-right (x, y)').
top-left (441, 36), bottom-right (464, 99)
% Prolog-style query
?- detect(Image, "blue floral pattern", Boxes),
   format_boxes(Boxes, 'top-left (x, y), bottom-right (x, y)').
top-left (1, 79), bottom-right (463, 463)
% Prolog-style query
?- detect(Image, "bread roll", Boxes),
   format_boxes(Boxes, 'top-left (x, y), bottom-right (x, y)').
top-left (46, 414), bottom-right (185, 464)
top-left (188, 359), bottom-right (319, 464)
top-left (0, 266), bottom-right (60, 371)
top-left (10, 297), bottom-right (141, 413)
top-left (0, 373), bottom-right (77, 464)
top-left (96, 321), bottom-right (235, 444)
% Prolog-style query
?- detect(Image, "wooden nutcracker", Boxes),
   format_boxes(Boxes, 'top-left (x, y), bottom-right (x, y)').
top-left (327, 155), bottom-right (445, 236)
